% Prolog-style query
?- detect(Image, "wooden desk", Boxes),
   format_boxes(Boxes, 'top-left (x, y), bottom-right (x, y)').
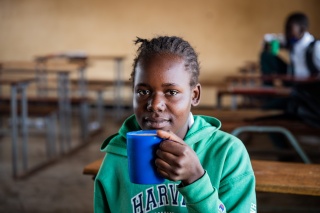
top-left (1, 61), bottom-right (88, 153)
top-left (0, 77), bottom-right (35, 178)
top-left (226, 74), bottom-right (320, 85)
top-left (87, 55), bottom-right (127, 120)
top-left (35, 53), bottom-right (127, 120)
top-left (222, 75), bottom-right (320, 109)
top-left (1, 62), bottom-right (82, 151)
top-left (262, 75), bottom-right (320, 84)
top-left (83, 158), bottom-right (103, 176)
top-left (83, 158), bottom-right (320, 196)
top-left (41, 64), bottom-right (80, 149)
top-left (192, 109), bottom-right (283, 122)
top-left (216, 86), bottom-right (291, 110)
top-left (252, 160), bottom-right (320, 196)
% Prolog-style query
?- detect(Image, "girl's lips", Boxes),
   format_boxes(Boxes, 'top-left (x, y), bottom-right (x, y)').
top-left (144, 117), bottom-right (170, 129)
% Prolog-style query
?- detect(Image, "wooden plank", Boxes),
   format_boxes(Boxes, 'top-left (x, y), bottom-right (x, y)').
top-left (0, 96), bottom-right (87, 104)
top-left (1, 61), bottom-right (81, 73)
top-left (252, 160), bottom-right (320, 196)
top-left (35, 54), bottom-right (126, 62)
top-left (0, 77), bottom-right (35, 85)
top-left (217, 87), bottom-right (291, 97)
top-left (220, 119), bottom-right (320, 135)
top-left (83, 158), bottom-right (103, 175)
top-left (225, 74), bottom-right (320, 84)
top-left (0, 61), bottom-right (38, 70)
top-left (82, 158), bottom-right (320, 196)
top-left (0, 105), bottom-right (57, 116)
top-left (88, 55), bottom-right (126, 61)
top-left (192, 109), bottom-right (283, 121)
top-left (70, 79), bottom-right (132, 87)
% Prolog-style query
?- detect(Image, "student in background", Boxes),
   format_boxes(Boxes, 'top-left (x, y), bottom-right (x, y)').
top-left (259, 12), bottom-right (320, 153)
top-left (285, 12), bottom-right (320, 78)
top-left (285, 13), bottom-right (320, 128)
top-left (260, 12), bottom-right (320, 81)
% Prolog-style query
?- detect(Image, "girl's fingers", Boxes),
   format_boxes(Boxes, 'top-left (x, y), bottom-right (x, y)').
top-left (156, 148), bottom-right (179, 165)
top-left (157, 130), bottom-right (185, 145)
top-left (159, 140), bottom-right (185, 156)
top-left (155, 158), bottom-right (181, 181)
top-left (157, 130), bottom-right (188, 156)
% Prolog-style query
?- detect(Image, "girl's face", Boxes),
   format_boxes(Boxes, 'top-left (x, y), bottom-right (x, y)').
top-left (133, 53), bottom-right (201, 139)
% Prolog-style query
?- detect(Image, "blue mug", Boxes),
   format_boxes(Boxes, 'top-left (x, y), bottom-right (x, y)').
top-left (127, 130), bottom-right (165, 184)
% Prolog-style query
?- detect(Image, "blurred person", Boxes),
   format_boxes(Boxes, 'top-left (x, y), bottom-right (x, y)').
top-left (260, 12), bottom-right (320, 82)
top-left (259, 12), bottom-right (320, 157)
top-left (285, 12), bottom-right (320, 77)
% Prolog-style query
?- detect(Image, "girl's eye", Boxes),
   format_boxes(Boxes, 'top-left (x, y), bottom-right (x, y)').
top-left (137, 89), bottom-right (150, 96)
top-left (166, 90), bottom-right (178, 96)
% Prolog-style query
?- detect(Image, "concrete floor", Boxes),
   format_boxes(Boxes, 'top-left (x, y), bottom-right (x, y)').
top-left (0, 109), bottom-right (123, 213)
top-left (0, 108), bottom-right (320, 213)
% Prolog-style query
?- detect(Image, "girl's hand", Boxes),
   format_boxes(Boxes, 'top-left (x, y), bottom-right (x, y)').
top-left (155, 130), bottom-right (205, 186)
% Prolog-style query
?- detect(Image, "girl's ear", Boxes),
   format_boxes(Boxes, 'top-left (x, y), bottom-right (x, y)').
top-left (191, 83), bottom-right (201, 106)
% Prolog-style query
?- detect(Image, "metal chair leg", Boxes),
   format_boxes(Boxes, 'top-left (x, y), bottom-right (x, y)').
top-left (231, 126), bottom-right (312, 164)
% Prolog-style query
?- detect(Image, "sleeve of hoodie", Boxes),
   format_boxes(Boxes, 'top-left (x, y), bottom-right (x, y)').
top-left (177, 138), bottom-right (257, 213)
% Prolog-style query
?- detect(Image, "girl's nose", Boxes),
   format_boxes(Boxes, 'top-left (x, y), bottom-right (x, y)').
top-left (147, 94), bottom-right (165, 112)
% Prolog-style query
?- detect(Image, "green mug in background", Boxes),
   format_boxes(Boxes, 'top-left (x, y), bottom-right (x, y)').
top-left (270, 39), bottom-right (280, 55)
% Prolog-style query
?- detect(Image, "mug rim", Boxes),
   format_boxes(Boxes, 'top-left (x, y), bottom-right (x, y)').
top-left (127, 130), bottom-right (157, 136)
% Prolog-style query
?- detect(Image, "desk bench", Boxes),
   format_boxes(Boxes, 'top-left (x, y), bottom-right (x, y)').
top-left (82, 158), bottom-right (320, 196)
top-left (216, 87), bottom-right (291, 110)
top-left (0, 104), bottom-right (58, 171)
top-left (192, 109), bottom-right (283, 122)
top-left (0, 95), bottom-right (92, 148)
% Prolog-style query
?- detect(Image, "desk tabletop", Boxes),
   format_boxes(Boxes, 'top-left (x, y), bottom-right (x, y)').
top-left (0, 77), bottom-right (35, 85)
top-left (226, 74), bottom-right (320, 83)
top-left (217, 86), bottom-right (292, 97)
top-left (252, 160), bottom-right (320, 196)
top-left (71, 78), bottom-right (132, 86)
top-left (88, 55), bottom-right (126, 60)
top-left (43, 63), bottom-right (80, 73)
top-left (1, 61), bottom-right (80, 73)
top-left (83, 158), bottom-right (103, 176)
top-left (83, 158), bottom-right (320, 196)
top-left (229, 86), bottom-right (291, 95)
top-left (35, 54), bottom-right (126, 62)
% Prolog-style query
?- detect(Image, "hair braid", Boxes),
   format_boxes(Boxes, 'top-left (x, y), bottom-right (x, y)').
top-left (131, 36), bottom-right (200, 88)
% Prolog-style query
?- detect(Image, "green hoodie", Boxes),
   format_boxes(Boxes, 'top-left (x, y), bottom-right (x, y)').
top-left (94, 114), bottom-right (257, 213)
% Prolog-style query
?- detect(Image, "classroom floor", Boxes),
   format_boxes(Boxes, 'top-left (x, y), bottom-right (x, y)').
top-left (0, 108), bottom-right (319, 213)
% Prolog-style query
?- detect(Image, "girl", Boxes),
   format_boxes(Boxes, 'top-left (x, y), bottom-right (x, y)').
top-left (94, 36), bottom-right (256, 213)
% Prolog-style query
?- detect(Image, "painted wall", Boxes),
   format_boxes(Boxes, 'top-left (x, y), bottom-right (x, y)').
top-left (1, 0), bottom-right (319, 105)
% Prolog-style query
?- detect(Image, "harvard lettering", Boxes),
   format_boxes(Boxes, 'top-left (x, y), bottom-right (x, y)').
top-left (131, 184), bottom-right (186, 213)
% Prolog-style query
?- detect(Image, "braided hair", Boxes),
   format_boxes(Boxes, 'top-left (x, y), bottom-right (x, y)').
top-left (131, 36), bottom-right (200, 87)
